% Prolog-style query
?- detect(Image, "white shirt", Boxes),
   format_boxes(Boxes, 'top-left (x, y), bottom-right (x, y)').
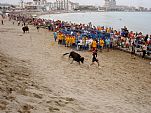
top-left (142, 45), bottom-right (147, 51)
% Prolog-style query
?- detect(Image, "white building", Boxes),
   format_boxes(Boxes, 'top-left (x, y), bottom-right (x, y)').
top-left (103, 0), bottom-right (138, 11)
top-left (33, 0), bottom-right (47, 6)
top-left (0, 3), bottom-right (12, 11)
top-left (17, 0), bottom-right (78, 12)
top-left (45, 0), bottom-right (79, 11)
top-left (104, 0), bottom-right (116, 8)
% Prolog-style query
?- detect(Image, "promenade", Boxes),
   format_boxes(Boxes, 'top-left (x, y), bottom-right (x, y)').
top-left (0, 18), bottom-right (151, 113)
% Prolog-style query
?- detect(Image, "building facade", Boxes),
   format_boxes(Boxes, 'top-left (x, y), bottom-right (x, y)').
top-left (104, 0), bottom-right (116, 8)
top-left (45, 0), bottom-right (79, 11)
top-left (33, 0), bottom-right (47, 6)
top-left (17, 0), bottom-right (78, 12)
top-left (102, 0), bottom-right (139, 11)
top-left (0, 3), bottom-right (13, 12)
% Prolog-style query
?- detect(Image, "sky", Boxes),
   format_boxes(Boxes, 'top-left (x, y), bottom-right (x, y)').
top-left (1, 0), bottom-right (151, 8)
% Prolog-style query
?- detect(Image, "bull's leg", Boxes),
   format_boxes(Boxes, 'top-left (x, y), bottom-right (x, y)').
top-left (69, 54), bottom-right (71, 58)
top-left (69, 55), bottom-right (71, 60)
top-left (70, 59), bottom-right (74, 64)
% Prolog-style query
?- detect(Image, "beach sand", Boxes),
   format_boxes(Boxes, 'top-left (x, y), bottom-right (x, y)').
top-left (0, 18), bottom-right (151, 113)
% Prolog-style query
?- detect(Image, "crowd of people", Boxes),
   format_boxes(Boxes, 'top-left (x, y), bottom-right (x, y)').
top-left (53, 23), bottom-right (151, 59)
top-left (5, 13), bottom-right (151, 60)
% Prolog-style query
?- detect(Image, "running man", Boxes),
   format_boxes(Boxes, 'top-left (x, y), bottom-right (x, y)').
top-left (90, 49), bottom-right (99, 67)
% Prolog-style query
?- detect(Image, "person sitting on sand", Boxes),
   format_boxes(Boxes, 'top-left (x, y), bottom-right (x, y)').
top-left (90, 49), bottom-right (99, 67)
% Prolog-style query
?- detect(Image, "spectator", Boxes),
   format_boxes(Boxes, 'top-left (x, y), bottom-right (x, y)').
top-left (105, 37), bottom-right (110, 52)
top-left (142, 42), bottom-right (147, 59)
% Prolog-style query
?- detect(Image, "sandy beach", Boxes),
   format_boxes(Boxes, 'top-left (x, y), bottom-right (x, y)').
top-left (0, 18), bottom-right (151, 113)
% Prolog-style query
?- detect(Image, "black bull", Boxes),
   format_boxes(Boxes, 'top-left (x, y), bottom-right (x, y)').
top-left (22, 26), bottom-right (29, 33)
top-left (63, 51), bottom-right (84, 64)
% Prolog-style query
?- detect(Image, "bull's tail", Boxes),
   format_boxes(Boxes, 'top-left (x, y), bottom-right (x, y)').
top-left (63, 53), bottom-right (70, 56)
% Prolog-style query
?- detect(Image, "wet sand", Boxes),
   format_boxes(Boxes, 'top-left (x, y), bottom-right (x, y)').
top-left (0, 18), bottom-right (151, 113)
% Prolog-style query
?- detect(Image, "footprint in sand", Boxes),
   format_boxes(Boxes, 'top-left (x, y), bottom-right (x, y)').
top-left (49, 106), bottom-right (60, 112)
top-left (0, 100), bottom-right (8, 110)
top-left (18, 104), bottom-right (34, 113)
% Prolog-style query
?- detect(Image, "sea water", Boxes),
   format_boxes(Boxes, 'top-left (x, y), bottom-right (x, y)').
top-left (39, 12), bottom-right (151, 34)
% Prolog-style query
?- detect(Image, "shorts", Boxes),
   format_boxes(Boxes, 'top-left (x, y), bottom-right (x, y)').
top-left (99, 46), bottom-right (103, 49)
top-left (92, 57), bottom-right (98, 62)
top-left (92, 47), bottom-right (96, 51)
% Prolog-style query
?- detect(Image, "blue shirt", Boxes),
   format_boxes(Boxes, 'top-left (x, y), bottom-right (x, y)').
top-left (53, 32), bottom-right (57, 38)
top-left (105, 39), bottom-right (110, 45)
